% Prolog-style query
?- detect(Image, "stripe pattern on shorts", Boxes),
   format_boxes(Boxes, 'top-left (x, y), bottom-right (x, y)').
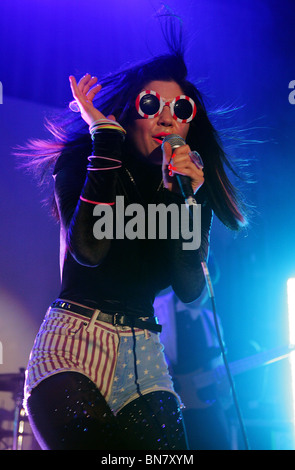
top-left (24, 307), bottom-right (120, 410)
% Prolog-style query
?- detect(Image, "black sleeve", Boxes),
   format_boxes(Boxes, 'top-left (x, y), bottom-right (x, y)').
top-left (157, 187), bottom-right (213, 303)
top-left (54, 130), bottom-right (124, 267)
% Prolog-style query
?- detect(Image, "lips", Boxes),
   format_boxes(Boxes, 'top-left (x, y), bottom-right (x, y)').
top-left (152, 132), bottom-right (172, 144)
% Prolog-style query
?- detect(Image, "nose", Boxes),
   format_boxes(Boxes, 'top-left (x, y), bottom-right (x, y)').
top-left (157, 104), bottom-right (174, 127)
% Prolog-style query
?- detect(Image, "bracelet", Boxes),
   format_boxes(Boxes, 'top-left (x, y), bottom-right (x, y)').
top-left (87, 155), bottom-right (122, 171)
top-left (89, 119), bottom-right (126, 140)
top-left (80, 196), bottom-right (115, 205)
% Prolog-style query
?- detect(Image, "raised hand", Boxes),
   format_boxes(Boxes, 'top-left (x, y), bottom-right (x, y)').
top-left (69, 74), bottom-right (114, 126)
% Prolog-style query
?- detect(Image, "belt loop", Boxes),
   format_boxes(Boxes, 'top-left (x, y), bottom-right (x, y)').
top-left (113, 312), bottom-right (119, 326)
top-left (86, 309), bottom-right (100, 333)
top-left (144, 329), bottom-right (151, 339)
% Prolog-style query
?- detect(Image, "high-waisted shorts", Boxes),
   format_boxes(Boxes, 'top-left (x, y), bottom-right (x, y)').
top-left (23, 300), bottom-right (180, 415)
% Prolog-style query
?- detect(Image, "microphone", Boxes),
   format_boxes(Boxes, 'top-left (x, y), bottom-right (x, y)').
top-left (161, 134), bottom-right (203, 208)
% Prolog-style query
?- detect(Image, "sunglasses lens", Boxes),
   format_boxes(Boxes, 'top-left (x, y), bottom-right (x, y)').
top-left (174, 98), bottom-right (194, 120)
top-left (140, 93), bottom-right (160, 116)
top-left (136, 90), bottom-right (196, 121)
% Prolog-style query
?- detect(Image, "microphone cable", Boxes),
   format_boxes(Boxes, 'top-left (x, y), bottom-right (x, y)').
top-left (186, 197), bottom-right (250, 450)
top-left (201, 259), bottom-right (250, 451)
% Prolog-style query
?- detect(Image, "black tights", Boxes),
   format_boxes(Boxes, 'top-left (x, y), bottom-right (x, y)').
top-left (27, 372), bottom-right (188, 450)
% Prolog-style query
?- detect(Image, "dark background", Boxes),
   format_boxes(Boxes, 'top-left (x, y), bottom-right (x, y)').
top-left (0, 0), bottom-right (295, 449)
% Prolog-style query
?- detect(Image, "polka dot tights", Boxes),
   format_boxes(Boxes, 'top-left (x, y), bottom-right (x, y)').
top-left (26, 372), bottom-right (188, 450)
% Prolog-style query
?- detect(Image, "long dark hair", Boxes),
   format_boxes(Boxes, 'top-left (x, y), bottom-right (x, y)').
top-left (16, 12), bottom-right (250, 231)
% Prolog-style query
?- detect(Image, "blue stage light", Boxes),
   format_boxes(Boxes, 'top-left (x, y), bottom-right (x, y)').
top-left (287, 277), bottom-right (295, 442)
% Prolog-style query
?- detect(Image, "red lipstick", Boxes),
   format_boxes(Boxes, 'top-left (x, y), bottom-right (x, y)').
top-left (152, 132), bottom-right (172, 144)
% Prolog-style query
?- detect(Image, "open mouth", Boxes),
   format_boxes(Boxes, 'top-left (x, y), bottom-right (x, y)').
top-left (152, 133), bottom-right (172, 144)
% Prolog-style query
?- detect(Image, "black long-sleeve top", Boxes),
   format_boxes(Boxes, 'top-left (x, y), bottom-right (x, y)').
top-left (53, 129), bottom-right (213, 318)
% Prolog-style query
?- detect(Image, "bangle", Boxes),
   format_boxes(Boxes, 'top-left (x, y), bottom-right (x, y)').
top-left (87, 155), bottom-right (122, 171)
top-left (89, 119), bottom-right (126, 140)
top-left (80, 196), bottom-right (115, 205)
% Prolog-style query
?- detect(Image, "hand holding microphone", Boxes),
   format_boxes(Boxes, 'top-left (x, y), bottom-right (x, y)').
top-left (161, 134), bottom-right (204, 203)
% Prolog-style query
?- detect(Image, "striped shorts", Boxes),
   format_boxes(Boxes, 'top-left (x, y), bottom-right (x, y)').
top-left (23, 301), bottom-right (180, 415)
